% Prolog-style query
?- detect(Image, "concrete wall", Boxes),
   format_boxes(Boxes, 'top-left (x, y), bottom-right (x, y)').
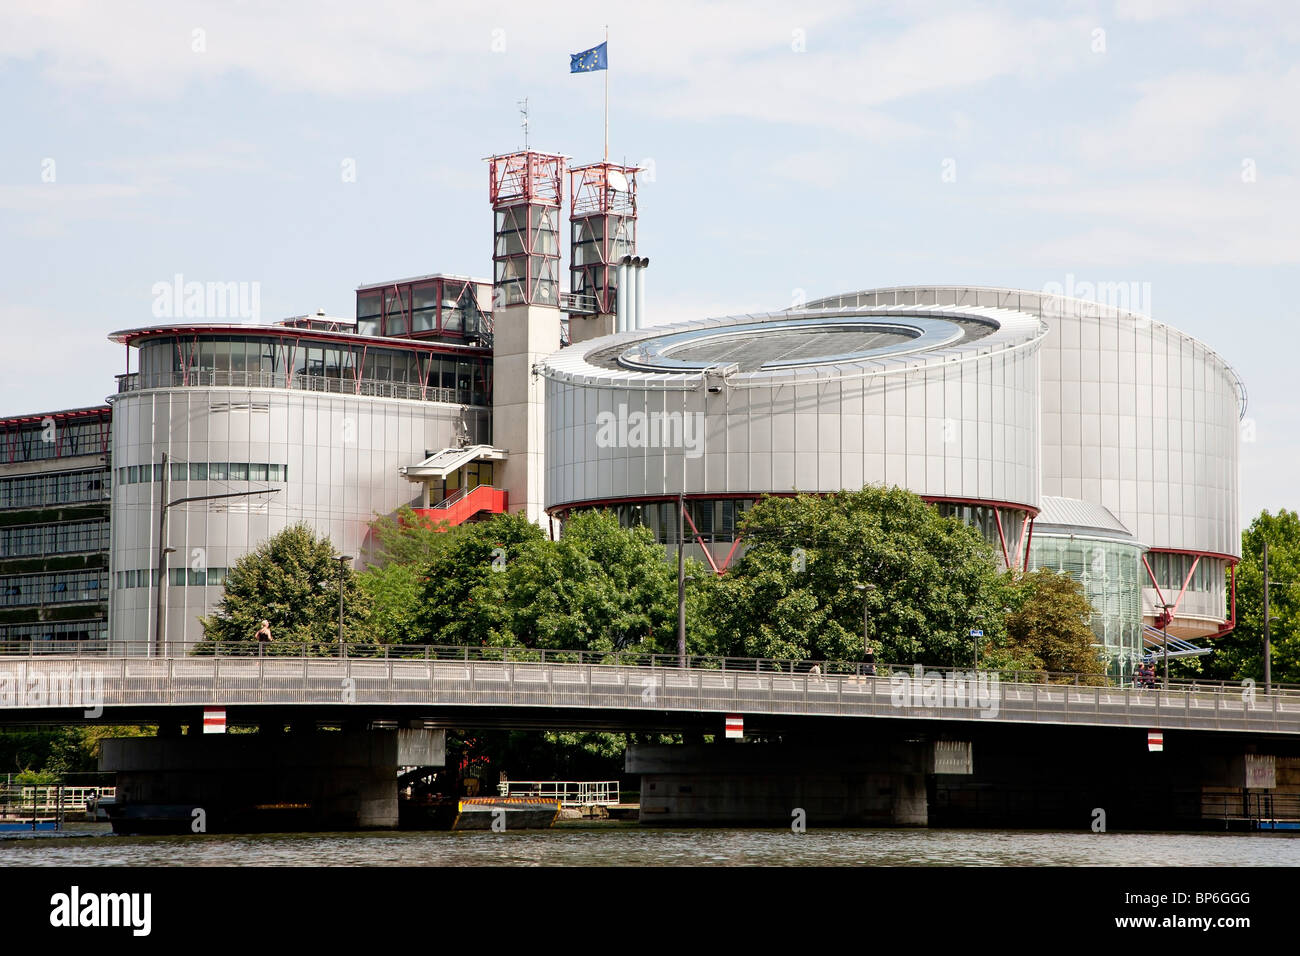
top-left (101, 730), bottom-right (408, 832)
top-left (628, 743), bottom-right (931, 827)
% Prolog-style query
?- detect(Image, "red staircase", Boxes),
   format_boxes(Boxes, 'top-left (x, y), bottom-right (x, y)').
top-left (413, 485), bottom-right (507, 529)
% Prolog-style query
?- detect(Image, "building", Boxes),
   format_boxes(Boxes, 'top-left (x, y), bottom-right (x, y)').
top-left (0, 407), bottom-right (112, 645)
top-left (0, 147), bottom-right (1244, 666)
top-left (539, 286), bottom-right (1245, 674)
top-left (105, 315), bottom-right (493, 649)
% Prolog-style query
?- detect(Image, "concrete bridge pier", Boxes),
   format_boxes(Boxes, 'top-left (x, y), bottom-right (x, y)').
top-left (100, 726), bottom-right (445, 834)
top-left (627, 740), bottom-right (962, 827)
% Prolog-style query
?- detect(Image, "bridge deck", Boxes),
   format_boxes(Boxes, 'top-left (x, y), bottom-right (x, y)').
top-left (2, 656), bottom-right (1298, 735)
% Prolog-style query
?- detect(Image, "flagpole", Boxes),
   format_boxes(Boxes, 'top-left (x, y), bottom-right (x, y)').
top-left (603, 25), bottom-right (609, 162)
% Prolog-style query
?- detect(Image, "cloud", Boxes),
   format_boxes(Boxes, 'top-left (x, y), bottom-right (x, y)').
top-left (0, 2), bottom-right (1093, 137)
top-left (1008, 177), bottom-right (1300, 265)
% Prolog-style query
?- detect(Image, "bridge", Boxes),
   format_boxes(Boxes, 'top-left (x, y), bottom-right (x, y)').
top-left (4, 643), bottom-right (1298, 833)
top-left (1, 643), bottom-right (1297, 736)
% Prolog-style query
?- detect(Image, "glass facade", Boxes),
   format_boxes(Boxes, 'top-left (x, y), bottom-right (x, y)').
top-left (495, 204), bottom-right (561, 306)
top-left (116, 462), bottom-right (288, 484)
top-left (605, 498), bottom-right (754, 546)
top-left (0, 409), bottom-right (112, 646)
top-left (1029, 534), bottom-right (1145, 677)
top-left (0, 520), bottom-right (110, 558)
top-left (124, 334), bottom-right (491, 406)
top-left (1146, 550), bottom-right (1223, 592)
top-left (0, 620), bottom-right (107, 643)
top-left (935, 503), bottom-right (1027, 566)
top-left (0, 413), bottom-right (109, 463)
top-left (570, 214), bottom-right (635, 312)
top-left (0, 569), bottom-right (108, 608)
top-left (114, 567), bottom-right (229, 589)
top-left (356, 276), bottom-right (488, 342)
top-left (0, 468), bottom-right (110, 509)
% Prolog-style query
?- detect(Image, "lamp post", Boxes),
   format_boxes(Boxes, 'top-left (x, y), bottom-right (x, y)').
top-left (1263, 540), bottom-right (1272, 695)
top-left (1157, 601), bottom-right (1175, 688)
top-left (677, 493), bottom-right (686, 666)
top-left (854, 583), bottom-right (875, 661)
top-left (158, 547), bottom-right (175, 656)
top-left (335, 554), bottom-right (353, 647)
top-left (152, 451), bottom-right (281, 656)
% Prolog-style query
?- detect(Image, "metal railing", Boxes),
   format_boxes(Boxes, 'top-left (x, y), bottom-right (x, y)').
top-left (1201, 790), bottom-right (1300, 824)
top-left (0, 785), bottom-right (115, 818)
top-left (560, 292), bottom-right (598, 315)
top-left (500, 781), bottom-right (620, 806)
top-left (2, 649), bottom-right (1299, 735)
top-left (2, 639), bottom-right (1297, 696)
top-left (431, 486), bottom-right (472, 509)
top-left (115, 370), bottom-right (473, 405)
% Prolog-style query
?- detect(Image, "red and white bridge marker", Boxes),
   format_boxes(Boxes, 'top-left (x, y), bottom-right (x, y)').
top-left (203, 709), bottom-right (227, 734)
top-left (725, 714), bottom-right (744, 739)
top-left (1147, 731), bottom-right (1163, 752)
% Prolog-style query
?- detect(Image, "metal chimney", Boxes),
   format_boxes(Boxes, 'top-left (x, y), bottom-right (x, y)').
top-left (634, 257), bottom-right (648, 330)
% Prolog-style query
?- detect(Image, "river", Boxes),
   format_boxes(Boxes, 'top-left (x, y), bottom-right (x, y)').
top-left (5, 823), bottom-right (1299, 866)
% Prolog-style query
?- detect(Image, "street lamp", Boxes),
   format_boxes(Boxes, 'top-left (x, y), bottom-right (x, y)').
top-left (151, 451), bottom-right (281, 656)
top-left (1263, 541), bottom-right (1272, 695)
top-left (158, 547), bottom-right (176, 656)
top-left (335, 555), bottom-right (353, 647)
top-left (676, 493), bottom-right (688, 666)
top-left (854, 583), bottom-right (876, 662)
top-left (1157, 601), bottom-right (1175, 688)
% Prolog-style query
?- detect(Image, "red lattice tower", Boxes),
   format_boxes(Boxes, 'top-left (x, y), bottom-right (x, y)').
top-left (568, 162), bottom-right (638, 316)
top-left (487, 151), bottom-right (566, 308)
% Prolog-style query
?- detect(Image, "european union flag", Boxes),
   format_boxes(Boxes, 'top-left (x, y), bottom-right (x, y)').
top-left (570, 42), bottom-right (607, 73)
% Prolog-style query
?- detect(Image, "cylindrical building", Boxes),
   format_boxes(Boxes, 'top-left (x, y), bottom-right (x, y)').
top-left (542, 303), bottom-right (1047, 570)
top-left (541, 284), bottom-right (1243, 670)
top-left (805, 287), bottom-right (1245, 642)
top-left (106, 323), bottom-right (491, 650)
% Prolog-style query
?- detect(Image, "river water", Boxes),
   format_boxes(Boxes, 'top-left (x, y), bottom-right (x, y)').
top-left (5, 823), bottom-right (1299, 866)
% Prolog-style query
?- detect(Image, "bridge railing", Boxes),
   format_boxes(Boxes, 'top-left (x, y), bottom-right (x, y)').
top-left (2, 639), bottom-right (1298, 697)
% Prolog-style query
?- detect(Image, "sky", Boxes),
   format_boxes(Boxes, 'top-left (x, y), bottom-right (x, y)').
top-left (1, 0), bottom-right (1296, 521)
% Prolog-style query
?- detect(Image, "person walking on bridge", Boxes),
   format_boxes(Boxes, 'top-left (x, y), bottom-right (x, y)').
top-left (255, 619), bottom-right (272, 654)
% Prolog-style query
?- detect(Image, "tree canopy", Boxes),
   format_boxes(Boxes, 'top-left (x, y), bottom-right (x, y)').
top-left (1181, 509), bottom-right (1300, 685)
top-left (704, 487), bottom-right (1012, 666)
top-left (410, 510), bottom-right (712, 653)
top-left (199, 522), bottom-right (369, 644)
top-left (988, 568), bottom-right (1104, 677)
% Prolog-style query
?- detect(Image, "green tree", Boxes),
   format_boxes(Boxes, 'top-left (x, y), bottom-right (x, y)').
top-left (414, 513), bottom-right (548, 646)
top-left (359, 561), bottom-right (424, 645)
top-left (411, 510), bottom-right (715, 654)
top-left (496, 510), bottom-right (696, 654)
top-left (1184, 509), bottom-right (1300, 685)
top-left (367, 506), bottom-right (460, 567)
top-left (993, 569), bottom-right (1104, 678)
top-left (199, 523), bottom-right (370, 645)
top-left (707, 487), bottom-right (1011, 666)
